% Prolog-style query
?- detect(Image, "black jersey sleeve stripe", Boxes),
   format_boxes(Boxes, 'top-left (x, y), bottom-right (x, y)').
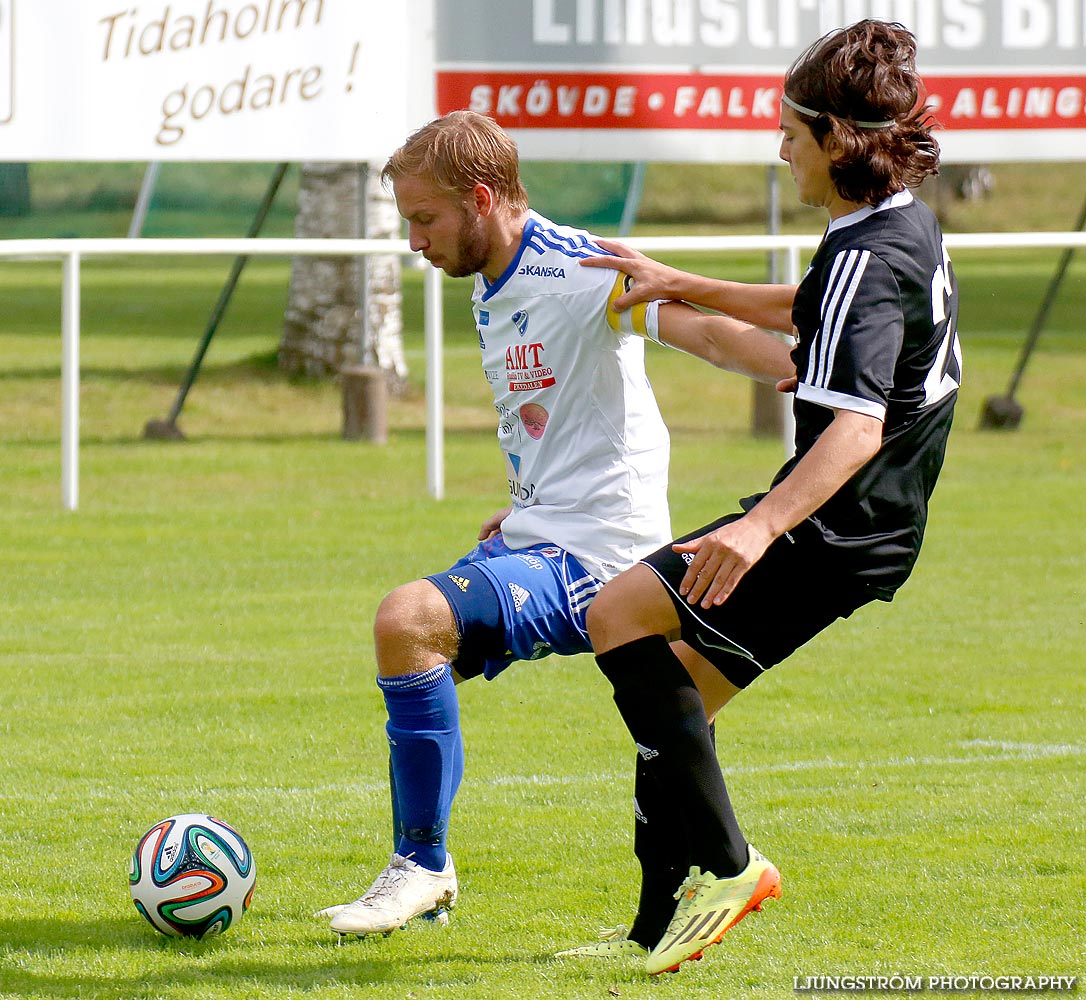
top-left (808, 249), bottom-right (870, 391)
top-left (823, 250), bottom-right (870, 390)
top-left (810, 249), bottom-right (856, 387)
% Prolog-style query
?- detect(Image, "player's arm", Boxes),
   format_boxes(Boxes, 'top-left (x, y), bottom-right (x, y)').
top-left (655, 301), bottom-right (795, 385)
top-left (676, 409), bottom-right (883, 608)
top-left (584, 240), bottom-right (797, 334)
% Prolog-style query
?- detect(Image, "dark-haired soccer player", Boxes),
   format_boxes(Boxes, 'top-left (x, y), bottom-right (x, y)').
top-left (563, 19), bottom-right (962, 975)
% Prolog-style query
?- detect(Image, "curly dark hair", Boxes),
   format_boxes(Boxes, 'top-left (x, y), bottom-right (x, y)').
top-left (783, 19), bottom-right (940, 206)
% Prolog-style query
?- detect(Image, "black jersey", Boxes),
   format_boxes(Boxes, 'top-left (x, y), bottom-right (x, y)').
top-left (757, 191), bottom-right (961, 599)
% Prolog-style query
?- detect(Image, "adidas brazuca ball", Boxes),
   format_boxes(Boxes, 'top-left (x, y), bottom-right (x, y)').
top-left (129, 813), bottom-right (256, 938)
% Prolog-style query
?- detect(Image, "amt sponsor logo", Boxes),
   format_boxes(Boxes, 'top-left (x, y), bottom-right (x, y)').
top-left (505, 342), bottom-right (545, 370)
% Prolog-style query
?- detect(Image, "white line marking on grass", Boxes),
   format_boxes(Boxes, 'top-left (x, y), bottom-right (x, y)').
top-left (12, 744), bottom-right (1080, 806)
top-left (960, 739), bottom-right (1086, 757)
top-left (481, 741), bottom-right (1086, 789)
top-left (720, 741), bottom-right (1085, 778)
top-left (487, 773), bottom-right (621, 787)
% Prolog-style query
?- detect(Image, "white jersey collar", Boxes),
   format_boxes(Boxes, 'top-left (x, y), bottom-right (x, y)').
top-left (480, 213), bottom-right (543, 301)
top-left (827, 189), bottom-right (913, 235)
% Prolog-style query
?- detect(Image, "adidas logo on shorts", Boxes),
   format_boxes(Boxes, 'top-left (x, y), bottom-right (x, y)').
top-left (448, 575), bottom-right (471, 592)
top-left (509, 583), bottom-right (531, 612)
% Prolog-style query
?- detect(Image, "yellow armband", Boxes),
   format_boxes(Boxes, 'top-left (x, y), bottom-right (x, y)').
top-left (605, 273), bottom-right (658, 342)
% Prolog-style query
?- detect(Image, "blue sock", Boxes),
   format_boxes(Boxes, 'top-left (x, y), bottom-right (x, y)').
top-left (379, 663), bottom-right (463, 872)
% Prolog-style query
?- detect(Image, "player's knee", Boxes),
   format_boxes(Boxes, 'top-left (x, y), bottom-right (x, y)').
top-left (373, 580), bottom-right (456, 673)
top-left (586, 575), bottom-right (634, 650)
top-left (586, 564), bottom-right (673, 652)
top-left (373, 586), bottom-right (417, 652)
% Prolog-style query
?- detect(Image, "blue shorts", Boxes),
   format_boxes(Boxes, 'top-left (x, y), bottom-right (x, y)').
top-left (426, 533), bottom-right (601, 681)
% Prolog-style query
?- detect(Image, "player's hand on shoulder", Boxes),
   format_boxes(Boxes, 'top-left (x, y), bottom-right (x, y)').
top-left (581, 240), bottom-right (681, 312)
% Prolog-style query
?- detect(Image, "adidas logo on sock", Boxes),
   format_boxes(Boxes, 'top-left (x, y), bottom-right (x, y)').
top-left (509, 583), bottom-right (531, 612)
top-left (636, 742), bottom-right (659, 761)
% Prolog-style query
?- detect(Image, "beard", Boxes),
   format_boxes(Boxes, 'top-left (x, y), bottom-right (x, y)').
top-left (441, 207), bottom-right (492, 278)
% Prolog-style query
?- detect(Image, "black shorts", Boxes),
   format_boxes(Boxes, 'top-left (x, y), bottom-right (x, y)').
top-left (642, 513), bottom-right (875, 689)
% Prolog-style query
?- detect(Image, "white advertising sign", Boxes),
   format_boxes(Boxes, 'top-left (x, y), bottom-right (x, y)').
top-left (0, 0), bottom-right (434, 161)
top-left (435, 0), bottom-right (1086, 163)
top-left (0, 0), bottom-right (11, 125)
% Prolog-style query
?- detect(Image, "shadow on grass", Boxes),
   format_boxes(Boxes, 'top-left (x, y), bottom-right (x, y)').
top-left (0, 916), bottom-right (579, 998)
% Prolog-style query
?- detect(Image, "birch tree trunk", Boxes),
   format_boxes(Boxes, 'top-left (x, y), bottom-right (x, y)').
top-left (279, 162), bottom-right (407, 393)
top-left (359, 163), bottom-right (409, 393)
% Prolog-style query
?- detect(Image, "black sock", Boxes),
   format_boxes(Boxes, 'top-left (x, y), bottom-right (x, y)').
top-left (597, 635), bottom-right (747, 881)
top-left (628, 720), bottom-right (718, 948)
top-left (627, 752), bottom-right (686, 947)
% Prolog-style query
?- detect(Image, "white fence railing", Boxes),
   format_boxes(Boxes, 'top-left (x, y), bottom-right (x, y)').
top-left (3, 232), bottom-right (1085, 510)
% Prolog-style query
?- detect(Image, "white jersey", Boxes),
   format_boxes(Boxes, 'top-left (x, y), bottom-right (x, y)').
top-left (471, 212), bottom-right (671, 583)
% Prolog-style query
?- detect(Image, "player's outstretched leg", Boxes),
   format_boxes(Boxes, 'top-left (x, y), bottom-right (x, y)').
top-left (317, 576), bottom-right (464, 937)
top-left (326, 663), bottom-right (461, 935)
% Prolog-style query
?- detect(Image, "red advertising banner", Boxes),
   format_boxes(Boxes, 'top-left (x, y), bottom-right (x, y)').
top-left (435, 1), bottom-right (1086, 164)
top-left (924, 75), bottom-right (1086, 130)
top-left (439, 71), bottom-right (1086, 133)
top-left (438, 71), bottom-right (783, 131)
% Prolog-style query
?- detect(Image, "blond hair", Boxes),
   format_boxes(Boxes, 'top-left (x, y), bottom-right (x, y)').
top-left (382, 111), bottom-right (530, 213)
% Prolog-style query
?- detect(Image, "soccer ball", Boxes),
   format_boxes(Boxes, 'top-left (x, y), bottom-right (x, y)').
top-left (128, 813), bottom-right (256, 939)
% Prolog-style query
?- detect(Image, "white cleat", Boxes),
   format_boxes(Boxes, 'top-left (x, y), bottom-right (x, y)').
top-left (326, 853), bottom-right (458, 938)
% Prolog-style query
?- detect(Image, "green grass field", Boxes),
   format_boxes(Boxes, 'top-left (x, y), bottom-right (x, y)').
top-left (1, 247), bottom-right (1083, 1000)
